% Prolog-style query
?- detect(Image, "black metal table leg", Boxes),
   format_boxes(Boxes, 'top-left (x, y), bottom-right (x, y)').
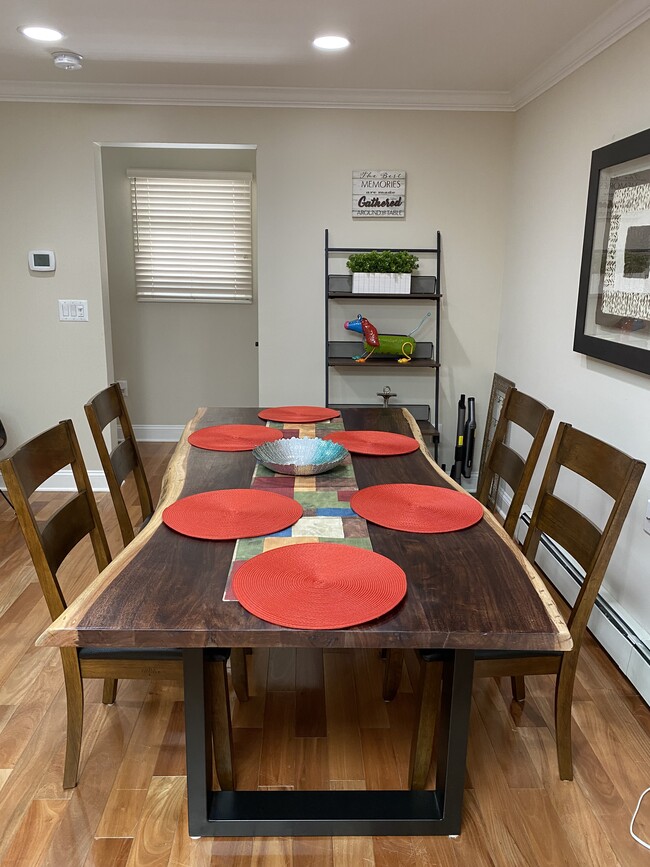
top-left (183, 647), bottom-right (475, 837)
top-left (434, 649), bottom-right (475, 833)
top-left (183, 648), bottom-right (213, 837)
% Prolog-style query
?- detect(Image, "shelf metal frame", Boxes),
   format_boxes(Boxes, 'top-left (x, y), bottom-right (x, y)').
top-left (324, 229), bottom-right (442, 459)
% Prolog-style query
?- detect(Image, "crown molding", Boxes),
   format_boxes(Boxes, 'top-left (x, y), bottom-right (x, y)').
top-left (0, 80), bottom-right (514, 111)
top-left (512, 0), bottom-right (650, 109)
top-left (0, 1), bottom-right (647, 114)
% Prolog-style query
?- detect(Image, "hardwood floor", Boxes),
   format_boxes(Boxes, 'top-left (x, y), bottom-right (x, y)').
top-left (0, 441), bottom-right (649, 865)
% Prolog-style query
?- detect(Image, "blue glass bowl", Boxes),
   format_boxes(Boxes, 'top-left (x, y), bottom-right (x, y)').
top-left (252, 437), bottom-right (348, 476)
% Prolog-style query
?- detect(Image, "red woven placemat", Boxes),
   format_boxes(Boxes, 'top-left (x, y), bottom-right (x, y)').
top-left (258, 405), bottom-right (341, 423)
top-left (324, 430), bottom-right (419, 456)
top-left (162, 489), bottom-right (303, 540)
top-left (188, 424), bottom-right (283, 452)
top-left (232, 542), bottom-right (407, 629)
top-left (351, 484), bottom-right (484, 533)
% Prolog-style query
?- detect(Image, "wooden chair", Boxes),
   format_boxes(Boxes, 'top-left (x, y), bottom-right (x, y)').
top-left (85, 384), bottom-right (251, 703)
top-left (84, 383), bottom-right (154, 547)
top-left (0, 420), bottom-right (234, 790)
top-left (409, 422), bottom-right (644, 786)
top-left (382, 387), bottom-right (554, 702)
top-left (476, 386), bottom-right (554, 538)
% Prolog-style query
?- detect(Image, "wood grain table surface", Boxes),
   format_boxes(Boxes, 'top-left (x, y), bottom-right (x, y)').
top-left (38, 407), bottom-right (571, 655)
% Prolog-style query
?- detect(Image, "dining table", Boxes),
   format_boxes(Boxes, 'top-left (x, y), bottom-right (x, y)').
top-left (38, 406), bottom-right (571, 838)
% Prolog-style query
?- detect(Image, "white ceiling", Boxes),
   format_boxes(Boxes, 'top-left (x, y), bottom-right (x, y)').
top-left (1, 0), bottom-right (649, 109)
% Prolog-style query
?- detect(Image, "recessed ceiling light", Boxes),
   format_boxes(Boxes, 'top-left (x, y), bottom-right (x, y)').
top-left (313, 35), bottom-right (350, 51)
top-left (18, 25), bottom-right (64, 42)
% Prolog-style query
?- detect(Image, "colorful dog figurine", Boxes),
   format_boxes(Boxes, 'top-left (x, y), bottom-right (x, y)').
top-left (344, 312), bottom-right (431, 363)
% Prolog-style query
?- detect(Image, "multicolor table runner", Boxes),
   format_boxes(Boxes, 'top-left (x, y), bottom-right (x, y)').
top-left (223, 417), bottom-right (373, 601)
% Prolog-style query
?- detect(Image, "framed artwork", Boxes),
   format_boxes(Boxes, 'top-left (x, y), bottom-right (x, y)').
top-left (574, 127), bottom-right (650, 375)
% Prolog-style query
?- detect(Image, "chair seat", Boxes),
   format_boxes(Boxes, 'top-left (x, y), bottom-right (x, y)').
top-left (78, 646), bottom-right (230, 662)
top-left (419, 648), bottom-right (562, 663)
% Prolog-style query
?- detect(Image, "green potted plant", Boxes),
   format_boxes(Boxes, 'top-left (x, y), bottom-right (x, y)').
top-left (346, 250), bottom-right (419, 295)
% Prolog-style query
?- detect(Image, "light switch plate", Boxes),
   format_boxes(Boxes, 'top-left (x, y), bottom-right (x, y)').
top-left (58, 300), bottom-right (88, 322)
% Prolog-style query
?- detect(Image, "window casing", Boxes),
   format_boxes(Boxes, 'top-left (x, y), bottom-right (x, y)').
top-left (128, 170), bottom-right (253, 303)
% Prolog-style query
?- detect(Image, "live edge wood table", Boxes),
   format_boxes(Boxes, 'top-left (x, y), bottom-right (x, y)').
top-left (39, 407), bottom-right (571, 838)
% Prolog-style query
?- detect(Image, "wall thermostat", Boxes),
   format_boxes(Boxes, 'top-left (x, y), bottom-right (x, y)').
top-left (28, 250), bottom-right (56, 272)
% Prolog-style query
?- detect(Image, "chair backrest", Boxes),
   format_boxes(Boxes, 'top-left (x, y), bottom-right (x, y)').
top-left (476, 387), bottom-right (554, 538)
top-left (0, 420), bottom-right (111, 622)
top-left (522, 422), bottom-right (644, 650)
top-left (85, 383), bottom-right (153, 546)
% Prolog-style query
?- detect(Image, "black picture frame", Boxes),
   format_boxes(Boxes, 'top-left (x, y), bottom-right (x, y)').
top-left (573, 127), bottom-right (650, 376)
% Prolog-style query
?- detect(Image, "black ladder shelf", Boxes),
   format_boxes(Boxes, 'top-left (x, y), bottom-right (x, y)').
top-left (324, 230), bottom-right (442, 459)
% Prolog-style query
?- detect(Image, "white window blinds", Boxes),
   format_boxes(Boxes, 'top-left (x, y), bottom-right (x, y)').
top-left (128, 171), bottom-right (253, 303)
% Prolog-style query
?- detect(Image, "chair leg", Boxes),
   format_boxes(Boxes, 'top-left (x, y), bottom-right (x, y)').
top-left (511, 675), bottom-right (526, 703)
top-left (555, 658), bottom-right (577, 781)
top-left (61, 648), bottom-right (84, 789)
top-left (408, 658), bottom-right (443, 790)
top-left (230, 648), bottom-right (249, 703)
top-left (208, 660), bottom-right (235, 791)
top-left (102, 678), bottom-right (118, 704)
top-left (382, 649), bottom-right (404, 701)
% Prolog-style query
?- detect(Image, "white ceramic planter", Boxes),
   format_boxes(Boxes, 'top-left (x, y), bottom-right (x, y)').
top-left (351, 273), bottom-right (411, 295)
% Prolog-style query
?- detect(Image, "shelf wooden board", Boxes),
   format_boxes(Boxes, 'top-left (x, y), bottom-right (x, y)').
top-left (328, 274), bottom-right (438, 300)
top-left (327, 246), bottom-right (439, 254)
top-left (328, 291), bottom-right (442, 300)
top-left (328, 357), bottom-right (439, 369)
top-left (328, 340), bottom-right (435, 366)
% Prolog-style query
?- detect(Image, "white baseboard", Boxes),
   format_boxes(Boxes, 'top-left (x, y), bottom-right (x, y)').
top-left (1, 468), bottom-right (108, 494)
top-left (131, 424), bottom-right (184, 442)
top-left (512, 503), bottom-right (650, 706)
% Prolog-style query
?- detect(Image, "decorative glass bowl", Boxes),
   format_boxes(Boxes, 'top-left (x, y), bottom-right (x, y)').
top-left (252, 436), bottom-right (349, 476)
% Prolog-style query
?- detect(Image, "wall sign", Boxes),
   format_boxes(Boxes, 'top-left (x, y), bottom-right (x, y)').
top-left (352, 170), bottom-right (406, 218)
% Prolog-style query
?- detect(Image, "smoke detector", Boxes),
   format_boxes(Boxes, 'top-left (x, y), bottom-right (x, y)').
top-left (52, 51), bottom-right (83, 71)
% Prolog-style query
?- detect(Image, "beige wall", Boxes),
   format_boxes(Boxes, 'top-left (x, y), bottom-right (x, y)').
top-left (0, 102), bottom-right (513, 471)
top-left (101, 145), bottom-right (258, 425)
top-left (497, 20), bottom-right (650, 631)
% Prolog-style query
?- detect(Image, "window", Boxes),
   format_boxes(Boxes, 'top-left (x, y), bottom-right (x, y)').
top-left (128, 170), bottom-right (253, 303)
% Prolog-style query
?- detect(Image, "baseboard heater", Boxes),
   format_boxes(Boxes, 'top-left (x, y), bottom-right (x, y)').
top-left (517, 509), bottom-right (650, 705)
